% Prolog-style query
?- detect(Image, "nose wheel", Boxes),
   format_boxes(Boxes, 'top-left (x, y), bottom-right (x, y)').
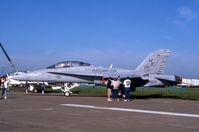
top-left (64, 92), bottom-right (71, 97)
top-left (61, 83), bottom-right (79, 96)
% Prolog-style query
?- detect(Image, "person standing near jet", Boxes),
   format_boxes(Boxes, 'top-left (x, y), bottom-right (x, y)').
top-left (41, 82), bottom-right (46, 95)
top-left (111, 77), bottom-right (121, 101)
top-left (25, 81), bottom-right (29, 94)
top-left (106, 77), bottom-right (113, 101)
top-left (123, 77), bottom-right (131, 101)
top-left (1, 78), bottom-right (9, 99)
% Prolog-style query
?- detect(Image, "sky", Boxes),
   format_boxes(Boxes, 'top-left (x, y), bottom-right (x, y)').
top-left (0, 0), bottom-right (199, 78)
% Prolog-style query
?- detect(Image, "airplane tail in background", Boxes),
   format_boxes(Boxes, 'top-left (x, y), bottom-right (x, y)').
top-left (134, 49), bottom-right (171, 76)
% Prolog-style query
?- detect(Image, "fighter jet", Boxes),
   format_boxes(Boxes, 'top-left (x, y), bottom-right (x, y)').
top-left (13, 49), bottom-right (181, 96)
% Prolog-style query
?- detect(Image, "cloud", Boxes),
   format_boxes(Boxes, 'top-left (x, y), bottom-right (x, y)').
top-left (178, 7), bottom-right (195, 20)
top-left (174, 7), bottom-right (197, 25)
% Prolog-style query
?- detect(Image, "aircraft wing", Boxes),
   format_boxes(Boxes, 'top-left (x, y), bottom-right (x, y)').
top-left (48, 71), bottom-right (140, 79)
top-left (48, 72), bottom-right (103, 78)
top-left (48, 71), bottom-right (148, 87)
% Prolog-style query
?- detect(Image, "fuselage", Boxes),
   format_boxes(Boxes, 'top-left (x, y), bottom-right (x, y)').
top-left (13, 66), bottom-right (134, 84)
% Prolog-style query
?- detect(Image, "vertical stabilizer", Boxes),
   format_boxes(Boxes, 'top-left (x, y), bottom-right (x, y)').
top-left (134, 49), bottom-right (171, 76)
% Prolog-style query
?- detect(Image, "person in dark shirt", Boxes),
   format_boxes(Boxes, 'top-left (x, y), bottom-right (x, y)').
top-left (25, 81), bottom-right (29, 94)
top-left (106, 77), bottom-right (112, 101)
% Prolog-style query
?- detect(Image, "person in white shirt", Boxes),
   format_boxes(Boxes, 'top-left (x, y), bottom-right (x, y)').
top-left (111, 77), bottom-right (121, 101)
top-left (41, 82), bottom-right (46, 95)
top-left (123, 77), bottom-right (131, 101)
top-left (1, 79), bottom-right (9, 99)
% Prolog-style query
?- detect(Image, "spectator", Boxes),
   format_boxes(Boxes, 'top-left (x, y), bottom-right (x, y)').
top-left (111, 77), bottom-right (121, 101)
top-left (123, 77), bottom-right (131, 101)
top-left (25, 81), bottom-right (29, 94)
top-left (1, 78), bottom-right (9, 99)
top-left (41, 82), bottom-right (46, 95)
top-left (106, 77), bottom-right (113, 101)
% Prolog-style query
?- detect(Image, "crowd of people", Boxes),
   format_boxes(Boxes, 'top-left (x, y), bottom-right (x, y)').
top-left (106, 77), bottom-right (132, 102)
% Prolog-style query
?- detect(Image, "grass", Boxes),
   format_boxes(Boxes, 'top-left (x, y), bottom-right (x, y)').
top-left (71, 85), bottom-right (106, 96)
top-left (134, 87), bottom-right (199, 100)
top-left (8, 85), bottom-right (199, 100)
top-left (72, 86), bottom-right (199, 100)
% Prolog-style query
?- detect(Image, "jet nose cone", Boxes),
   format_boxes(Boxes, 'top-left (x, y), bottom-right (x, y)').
top-left (12, 73), bottom-right (28, 81)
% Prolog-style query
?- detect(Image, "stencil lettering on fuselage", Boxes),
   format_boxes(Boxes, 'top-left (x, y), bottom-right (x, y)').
top-left (91, 69), bottom-right (117, 74)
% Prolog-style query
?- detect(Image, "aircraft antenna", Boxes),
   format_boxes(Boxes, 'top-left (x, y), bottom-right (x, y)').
top-left (0, 42), bottom-right (17, 72)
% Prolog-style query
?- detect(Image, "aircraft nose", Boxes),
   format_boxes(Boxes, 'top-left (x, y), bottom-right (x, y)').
top-left (12, 74), bottom-right (28, 81)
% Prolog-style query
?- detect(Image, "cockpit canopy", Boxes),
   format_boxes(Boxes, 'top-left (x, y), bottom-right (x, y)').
top-left (47, 61), bottom-right (91, 69)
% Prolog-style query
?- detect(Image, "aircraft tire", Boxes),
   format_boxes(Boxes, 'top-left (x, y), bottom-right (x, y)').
top-left (64, 92), bottom-right (70, 97)
top-left (33, 89), bottom-right (37, 93)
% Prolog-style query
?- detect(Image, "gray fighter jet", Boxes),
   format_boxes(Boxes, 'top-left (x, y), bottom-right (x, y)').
top-left (13, 49), bottom-right (181, 96)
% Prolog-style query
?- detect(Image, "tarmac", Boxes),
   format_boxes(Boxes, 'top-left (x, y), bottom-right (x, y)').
top-left (0, 92), bottom-right (199, 132)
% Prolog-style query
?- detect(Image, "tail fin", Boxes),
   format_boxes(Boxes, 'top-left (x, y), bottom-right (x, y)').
top-left (134, 49), bottom-right (171, 76)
